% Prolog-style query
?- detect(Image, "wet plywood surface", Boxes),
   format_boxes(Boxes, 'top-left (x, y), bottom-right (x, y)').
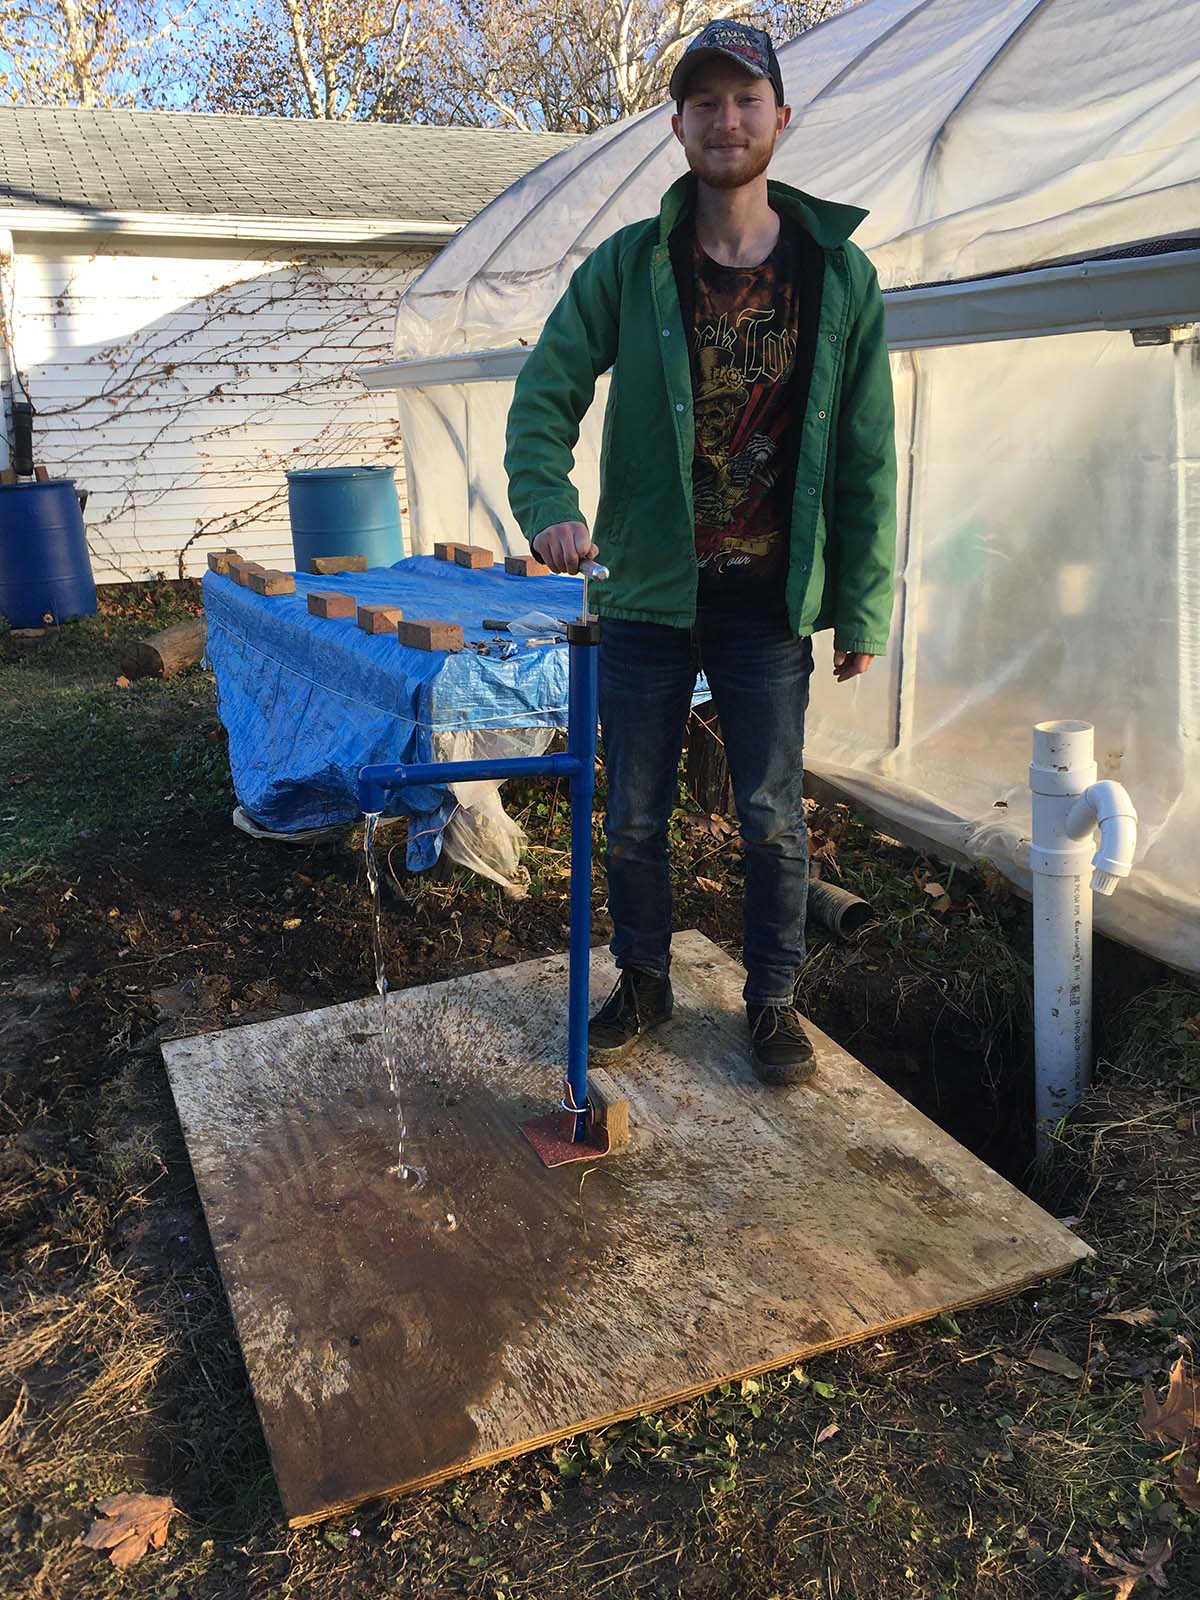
top-left (161, 930), bottom-right (1091, 1525)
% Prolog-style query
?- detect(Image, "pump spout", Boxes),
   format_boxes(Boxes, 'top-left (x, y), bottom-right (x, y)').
top-left (1064, 781), bottom-right (1138, 896)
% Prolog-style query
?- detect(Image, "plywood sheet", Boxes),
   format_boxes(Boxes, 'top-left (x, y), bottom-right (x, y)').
top-left (162, 930), bottom-right (1090, 1526)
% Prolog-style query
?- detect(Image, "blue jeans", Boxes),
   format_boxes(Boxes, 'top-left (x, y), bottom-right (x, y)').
top-left (598, 612), bottom-right (814, 1006)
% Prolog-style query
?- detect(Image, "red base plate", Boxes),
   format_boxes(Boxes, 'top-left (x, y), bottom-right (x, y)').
top-left (520, 1111), bottom-right (611, 1168)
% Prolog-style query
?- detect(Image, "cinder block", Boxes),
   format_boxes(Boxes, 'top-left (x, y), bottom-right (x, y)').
top-left (357, 603), bottom-right (404, 634)
top-left (307, 554), bottom-right (368, 575)
top-left (248, 569), bottom-right (296, 596)
top-left (308, 591), bottom-right (357, 619)
top-left (396, 618), bottom-right (464, 653)
top-left (230, 561), bottom-right (267, 586)
top-left (452, 545), bottom-right (495, 570)
top-left (504, 555), bottom-right (552, 578)
top-left (207, 549), bottom-right (242, 575)
top-left (434, 542), bottom-right (465, 562)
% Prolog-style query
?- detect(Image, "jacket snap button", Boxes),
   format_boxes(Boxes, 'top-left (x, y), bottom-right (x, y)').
top-left (818, 410), bottom-right (827, 419)
top-left (807, 487), bottom-right (817, 496)
top-left (676, 403), bottom-right (685, 412)
top-left (828, 333), bottom-right (837, 343)
top-left (662, 328), bottom-right (670, 337)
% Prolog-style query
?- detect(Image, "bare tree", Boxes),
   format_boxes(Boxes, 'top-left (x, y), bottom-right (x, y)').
top-left (196, 0), bottom-right (452, 121)
top-left (0, 0), bottom-right (188, 107)
top-left (438, 0), bottom-right (851, 133)
top-left (767, 0), bottom-right (852, 46)
top-left (439, 0), bottom-right (751, 132)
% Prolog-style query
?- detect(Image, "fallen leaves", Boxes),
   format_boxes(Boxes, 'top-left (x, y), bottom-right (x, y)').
top-left (1078, 1537), bottom-right (1173, 1599)
top-left (1101, 1307), bottom-right (1157, 1327)
top-left (1139, 1353), bottom-right (1200, 1513)
top-left (698, 812), bottom-right (737, 839)
top-left (1175, 1454), bottom-right (1200, 1512)
top-left (695, 876), bottom-right (724, 893)
top-left (1139, 1354), bottom-right (1200, 1447)
top-left (80, 1492), bottom-right (179, 1568)
top-left (1024, 1345), bottom-right (1084, 1380)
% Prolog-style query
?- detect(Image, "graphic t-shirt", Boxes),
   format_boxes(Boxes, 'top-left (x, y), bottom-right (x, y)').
top-left (677, 213), bottom-right (814, 612)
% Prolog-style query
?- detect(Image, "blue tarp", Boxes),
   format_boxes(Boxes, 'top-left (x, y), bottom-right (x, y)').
top-left (204, 556), bottom-right (579, 869)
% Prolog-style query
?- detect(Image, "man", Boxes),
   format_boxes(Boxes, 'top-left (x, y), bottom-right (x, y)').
top-left (504, 21), bottom-right (896, 1086)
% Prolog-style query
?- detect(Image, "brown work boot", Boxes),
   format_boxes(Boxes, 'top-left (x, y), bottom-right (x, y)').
top-left (588, 968), bottom-right (673, 1064)
top-left (746, 1003), bottom-right (816, 1087)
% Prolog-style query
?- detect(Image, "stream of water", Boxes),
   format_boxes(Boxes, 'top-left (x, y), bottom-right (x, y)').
top-left (363, 812), bottom-right (427, 1189)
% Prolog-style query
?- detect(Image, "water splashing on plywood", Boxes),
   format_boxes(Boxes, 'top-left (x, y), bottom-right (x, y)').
top-left (363, 812), bottom-right (427, 1189)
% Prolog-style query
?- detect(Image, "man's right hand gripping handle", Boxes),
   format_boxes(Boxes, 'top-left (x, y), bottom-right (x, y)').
top-left (531, 522), bottom-right (598, 575)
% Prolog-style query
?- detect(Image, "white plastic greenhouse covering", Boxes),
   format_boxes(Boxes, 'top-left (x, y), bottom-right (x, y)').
top-left (362, 0), bottom-right (1200, 971)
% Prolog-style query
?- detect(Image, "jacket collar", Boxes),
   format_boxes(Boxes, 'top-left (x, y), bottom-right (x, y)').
top-left (656, 172), bottom-right (867, 250)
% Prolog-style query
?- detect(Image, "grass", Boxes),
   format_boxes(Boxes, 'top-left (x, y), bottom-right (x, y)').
top-left (0, 582), bottom-right (231, 884)
top-left (1, 583), bottom-right (1198, 1598)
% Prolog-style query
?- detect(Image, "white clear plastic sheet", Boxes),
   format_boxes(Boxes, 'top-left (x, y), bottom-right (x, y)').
top-left (802, 329), bottom-right (1200, 972)
top-left (393, 379), bottom-right (608, 559)
top-left (380, 0), bottom-right (1200, 968)
top-left (432, 726), bottom-right (557, 895)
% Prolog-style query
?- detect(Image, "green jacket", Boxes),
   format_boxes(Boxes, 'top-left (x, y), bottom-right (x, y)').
top-left (504, 174), bottom-right (897, 654)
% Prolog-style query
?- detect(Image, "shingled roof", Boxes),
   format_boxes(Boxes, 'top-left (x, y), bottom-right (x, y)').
top-left (0, 106), bottom-right (576, 240)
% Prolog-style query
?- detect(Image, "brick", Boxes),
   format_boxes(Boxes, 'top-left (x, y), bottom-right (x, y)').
top-left (248, 569), bottom-right (296, 596)
top-left (308, 591), bottom-right (357, 619)
top-left (357, 603), bottom-right (404, 634)
top-left (230, 561), bottom-right (267, 586)
top-left (433, 541), bottom-right (465, 562)
top-left (207, 549), bottom-right (241, 575)
top-left (307, 554), bottom-right (368, 575)
top-left (396, 618), bottom-right (464, 652)
top-left (452, 544), bottom-right (495, 570)
top-left (504, 554), bottom-right (552, 578)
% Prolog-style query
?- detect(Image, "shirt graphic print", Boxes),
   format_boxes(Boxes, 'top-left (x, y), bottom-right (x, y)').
top-left (688, 215), bottom-right (804, 610)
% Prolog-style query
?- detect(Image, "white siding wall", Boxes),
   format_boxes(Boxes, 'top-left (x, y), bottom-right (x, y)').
top-left (8, 234), bottom-right (432, 581)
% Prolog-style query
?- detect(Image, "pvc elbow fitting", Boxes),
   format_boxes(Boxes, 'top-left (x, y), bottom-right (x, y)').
top-left (1065, 781), bottom-right (1138, 896)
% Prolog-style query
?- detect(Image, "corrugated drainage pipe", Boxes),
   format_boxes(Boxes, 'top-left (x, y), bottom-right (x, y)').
top-left (1029, 721), bottom-right (1137, 1161)
top-left (807, 877), bottom-right (875, 938)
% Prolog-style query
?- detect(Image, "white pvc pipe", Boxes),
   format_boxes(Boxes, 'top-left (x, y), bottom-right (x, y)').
top-left (1029, 722), bottom-right (1137, 1161)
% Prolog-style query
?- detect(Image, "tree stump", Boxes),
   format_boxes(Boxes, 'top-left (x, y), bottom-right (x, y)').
top-left (120, 618), bottom-right (206, 680)
top-left (684, 701), bottom-right (733, 816)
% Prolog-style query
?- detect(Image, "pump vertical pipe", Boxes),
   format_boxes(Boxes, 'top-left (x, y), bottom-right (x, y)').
top-left (563, 619), bottom-right (600, 1133)
top-left (1029, 720), bottom-right (1137, 1160)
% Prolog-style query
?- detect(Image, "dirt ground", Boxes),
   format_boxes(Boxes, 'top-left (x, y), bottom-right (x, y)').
top-left (1, 586), bottom-right (1198, 1599)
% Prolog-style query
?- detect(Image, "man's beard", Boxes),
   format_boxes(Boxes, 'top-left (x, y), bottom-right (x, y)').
top-left (687, 135), bottom-right (774, 190)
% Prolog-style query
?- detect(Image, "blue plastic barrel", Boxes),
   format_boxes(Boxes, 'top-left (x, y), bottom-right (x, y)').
top-left (286, 466), bottom-right (403, 572)
top-left (0, 479), bottom-right (97, 629)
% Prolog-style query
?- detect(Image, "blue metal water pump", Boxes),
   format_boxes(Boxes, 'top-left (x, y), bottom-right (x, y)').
top-left (357, 566), bottom-right (607, 1147)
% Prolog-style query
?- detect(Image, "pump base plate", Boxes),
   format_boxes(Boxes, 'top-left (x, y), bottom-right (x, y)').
top-left (519, 1108), bottom-right (610, 1166)
top-left (162, 930), bottom-right (1090, 1527)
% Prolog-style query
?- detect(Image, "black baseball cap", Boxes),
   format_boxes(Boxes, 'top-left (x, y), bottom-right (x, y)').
top-left (669, 21), bottom-right (785, 109)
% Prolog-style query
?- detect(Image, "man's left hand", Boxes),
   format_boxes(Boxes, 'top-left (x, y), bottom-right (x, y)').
top-left (833, 650), bottom-right (874, 683)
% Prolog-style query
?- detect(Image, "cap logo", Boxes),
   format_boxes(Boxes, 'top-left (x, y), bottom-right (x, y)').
top-left (695, 21), bottom-right (770, 73)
